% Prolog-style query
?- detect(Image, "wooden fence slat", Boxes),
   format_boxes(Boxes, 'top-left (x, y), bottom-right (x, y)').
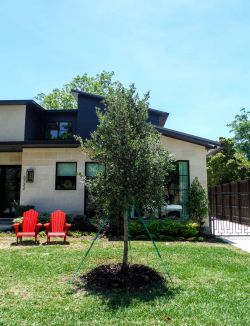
top-left (209, 180), bottom-right (250, 228)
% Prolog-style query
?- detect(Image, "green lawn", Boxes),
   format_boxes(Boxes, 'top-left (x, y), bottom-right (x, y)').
top-left (0, 236), bottom-right (249, 326)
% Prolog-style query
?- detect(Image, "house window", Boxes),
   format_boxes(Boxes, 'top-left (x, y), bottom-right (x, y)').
top-left (165, 160), bottom-right (189, 218)
top-left (56, 162), bottom-right (77, 190)
top-left (46, 122), bottom-right (73, 140)
top-left (84, 162), bottom-right (105, 216)
top-left (85, 162), bottom-right (105, 178)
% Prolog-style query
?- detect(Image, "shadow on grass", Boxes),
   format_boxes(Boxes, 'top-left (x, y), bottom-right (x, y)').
top-left (10, 240), bottom-right (40, 246)
top-left (10, 240), bottom-right (70, 246)
top-left (74, 264), bottom-right (179, 310)
top-left (42, 241), bottom-right (70, 246)
top-left (76, 281), bottom-right (178, 310)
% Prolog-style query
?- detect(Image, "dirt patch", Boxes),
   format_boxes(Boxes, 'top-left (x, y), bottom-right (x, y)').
top-left (79, 263), bottom-right (165, 292)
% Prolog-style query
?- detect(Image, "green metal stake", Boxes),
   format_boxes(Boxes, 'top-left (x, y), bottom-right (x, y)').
top-left (68, 217), bottom-right (109, 286)
top-left (134, 207), bottom-right (173, 285)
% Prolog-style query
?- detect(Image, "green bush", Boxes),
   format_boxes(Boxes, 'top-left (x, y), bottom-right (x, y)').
top-left (71, 215), bottom-right (97, 232)
top-left (129, 220), bottom-right (145, 237)
top-left (68, 230), bottom-right (84, 238)
top-left (14, 205), bottom-right (35, 217)
top-left (12, 217), bottom-right (23, 224)
top-left (189, 177), bottom-right (208, 228)
top-left (38, 212), bottom-right (72, 224)
top-left (38, 212), bottom-right (50, 224)
top-left (129, 219), bottom-right (199, 240)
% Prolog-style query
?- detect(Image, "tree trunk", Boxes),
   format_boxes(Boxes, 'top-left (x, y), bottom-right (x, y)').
top-left (122, 209), bottom-right (129, 267)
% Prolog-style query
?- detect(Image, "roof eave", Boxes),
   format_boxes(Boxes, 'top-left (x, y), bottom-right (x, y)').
top-left (157, 126), bottom-right (220, 149)
top-left (71, 89), bottom-right (104, 101)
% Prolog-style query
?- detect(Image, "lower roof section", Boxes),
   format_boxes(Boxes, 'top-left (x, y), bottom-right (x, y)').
top-left (0, 141), bottom-right (79, 152)
top-left (157, 126), bottom-right (220, 149)
top-left (0, 128), bottom-right (220, 152)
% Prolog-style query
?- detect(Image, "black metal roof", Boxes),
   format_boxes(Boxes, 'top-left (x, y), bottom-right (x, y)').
top-left (71, 89), bottom-right (104, 101)
top-left (0, 95), bottom-right (219, 149)
top-left (0, 140), bottom-right (79, 152)
top-left (0, 100), bottom-right (45, 111)
top-left (157, 126), bottom-right (220, 149)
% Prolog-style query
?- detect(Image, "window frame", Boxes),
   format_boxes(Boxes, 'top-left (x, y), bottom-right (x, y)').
top-left (84, 162), bottom-right (105, 216)
top-left (55, 162), bottom-right (77, 191)
top-left (46, 121), bottom-right (73, 140)
top-left (165, 160), bottom-right (190, 218)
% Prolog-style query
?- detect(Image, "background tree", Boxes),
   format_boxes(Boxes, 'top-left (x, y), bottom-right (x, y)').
top-left (207, 137), bottom-right (250, 187)
top-left (35, 71), bottom-right (117, 109)
top-left (227, 108), bottom-right (250, 160)
top-left (78, 84), bottom-right (174, 267)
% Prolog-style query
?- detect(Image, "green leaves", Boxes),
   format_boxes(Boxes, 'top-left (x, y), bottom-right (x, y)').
top-left (188, 177), bottom-right (208, 227)
top-left (227, 108), bottom-right (250, 160)
top-left (35, 71), bottom-right (117, 110)
top-left (207, 137), bottom-right (250, 186)
top-left (81, 83), bottom-right (174, 217)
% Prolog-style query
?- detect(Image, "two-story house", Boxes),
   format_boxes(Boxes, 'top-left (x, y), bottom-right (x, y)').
top-left (0, 90), bottom-right (219, 224)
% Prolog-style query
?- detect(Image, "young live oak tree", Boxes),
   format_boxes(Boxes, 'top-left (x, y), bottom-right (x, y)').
top-left (77, 84), bottom-right (174, 267)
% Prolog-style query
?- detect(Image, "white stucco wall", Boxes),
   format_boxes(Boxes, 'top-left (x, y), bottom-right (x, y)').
top-left (0, 105), bottom-right (26, 141)
top-left (20, 148), bottom-right (88, 215)
top-left (161, 136), bottom-right (209, 227)
top-left (161, 136), bottom-right (208, 189)
top-left (12, 135), bottom-right (209, 226)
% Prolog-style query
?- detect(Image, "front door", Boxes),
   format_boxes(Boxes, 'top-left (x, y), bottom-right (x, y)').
top-left (0, 166), bottom-right (21, 217)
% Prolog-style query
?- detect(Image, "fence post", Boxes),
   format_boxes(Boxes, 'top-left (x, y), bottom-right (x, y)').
top-left (208, 188), bottom-right (212, 234)
top-left (237, 182), bottom-right (242, 224)
top-left (248, 180), bottom-right (250, 221)
top-left (229, 182), bottom-right (233, 222)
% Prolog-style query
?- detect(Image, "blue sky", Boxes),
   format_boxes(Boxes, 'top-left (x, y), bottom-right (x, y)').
top-left (0, 0), bottom-right (249, 141)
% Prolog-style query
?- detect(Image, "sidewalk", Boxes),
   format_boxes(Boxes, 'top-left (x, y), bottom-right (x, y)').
top-left (219, 236), bottom-right (250, 253)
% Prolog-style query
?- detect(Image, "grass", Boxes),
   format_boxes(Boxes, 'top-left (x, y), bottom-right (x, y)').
top-left (0, 236), bottom-right (249, 326)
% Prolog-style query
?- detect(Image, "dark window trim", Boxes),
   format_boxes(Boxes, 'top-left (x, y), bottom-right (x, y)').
top-left (177, 160), bottom-right (190, 218)
top-left (177, 160), bottom-right (190, 188)
top-left (84, 162), bottom-right (104, 215)
top-left (46, 121), bottom-right (74, 140)
top-left (55, 162), bottom-right (77, 190)
top-left (0, 165), bottom-right (21, 217)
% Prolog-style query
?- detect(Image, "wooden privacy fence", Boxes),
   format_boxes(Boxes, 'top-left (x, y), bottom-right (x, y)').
top-left (209, 180), bottom-right (250, 227)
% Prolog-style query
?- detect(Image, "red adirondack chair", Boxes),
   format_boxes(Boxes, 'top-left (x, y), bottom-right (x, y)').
top-left (44, 210), bottom-right (71, 243)
top-left (12, 209), bottom-right (42, 244)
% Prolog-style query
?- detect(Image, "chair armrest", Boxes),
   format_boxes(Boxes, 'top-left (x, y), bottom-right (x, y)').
top-left (12, 223), bottom-right (20, 235)
top-left (64, 223), bottom-right (71, 235)
top-left (35, 223), bottom-right (42, 235)
top-left (44, 223), bottom-right (50, 235)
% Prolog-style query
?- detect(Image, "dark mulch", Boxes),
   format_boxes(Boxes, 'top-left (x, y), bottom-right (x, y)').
top-left (80, 263), bottom-right (165, 291)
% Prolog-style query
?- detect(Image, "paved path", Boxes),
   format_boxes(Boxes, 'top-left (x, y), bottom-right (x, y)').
top-left (219, 236), bottom-right (250, 253)
top-left (211, 218), bottom-right (250, 253)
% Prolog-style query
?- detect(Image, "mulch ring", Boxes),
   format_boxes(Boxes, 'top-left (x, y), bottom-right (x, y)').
top-left (78, 263), bottom-right (165, 292)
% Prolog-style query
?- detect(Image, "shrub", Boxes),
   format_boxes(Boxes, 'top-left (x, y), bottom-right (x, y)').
top-left (38, 212), bottom-right (50, 224)
top-left (38, 212), bottom-right (72, 224)
top-left (129, 219), bottom-right (199, 240)
top-left (71, 215), bottom-right (97, 232)
top-left (189, 177), bottom-right (208, 228)
top-left (68, 230), bottom-right (84, 238)
top-left (129, 220), bottom-right (145, 237)
top-left (134, 235), bottom-right (148, 240)
top-left (14, 205), bottom-right (35, 217)
top-left (12, 217), bottom-right (23, 224)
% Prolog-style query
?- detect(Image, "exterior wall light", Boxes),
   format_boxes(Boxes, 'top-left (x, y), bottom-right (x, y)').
top-left (26, 168), bottom-right (34, 183)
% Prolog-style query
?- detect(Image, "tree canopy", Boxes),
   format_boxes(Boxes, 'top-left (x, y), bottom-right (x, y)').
top-left (35, 71), bottom-right (117, 109)
top-left (227, 108), bottom-right (250, 160)
top-left (207, 137), bottom-right (250, 187)
top-left (78, 84), bottom-right (174, 265)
